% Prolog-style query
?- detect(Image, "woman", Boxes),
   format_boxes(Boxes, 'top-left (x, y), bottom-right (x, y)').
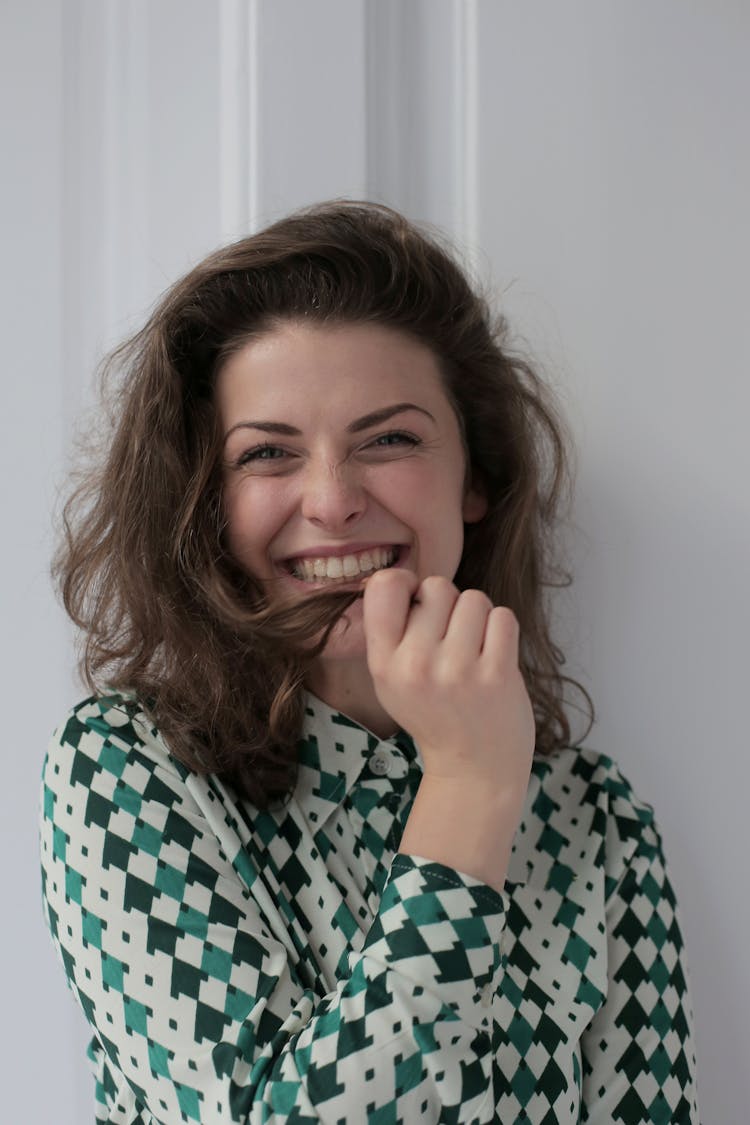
top-left (41, 201), bottom-right (699, 1122)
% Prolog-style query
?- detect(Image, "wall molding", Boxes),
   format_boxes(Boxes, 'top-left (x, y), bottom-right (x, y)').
top-left (452, 0), bottom-right (479, 263)
top-left (364, 0), bottom-right (479, 254)
top-left (101, 0), bottom-right (150, 332)
top-left (219, 0), bottom-right (260, 241)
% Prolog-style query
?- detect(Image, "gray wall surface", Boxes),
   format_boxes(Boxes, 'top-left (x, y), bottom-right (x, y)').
top-left (3, 1), bottom-right (747, 1119)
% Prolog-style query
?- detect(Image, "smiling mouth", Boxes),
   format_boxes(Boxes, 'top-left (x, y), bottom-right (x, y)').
top-left (284, 545), bottom-right (402, 584)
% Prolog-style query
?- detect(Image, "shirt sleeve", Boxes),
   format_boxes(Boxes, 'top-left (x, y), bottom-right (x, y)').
top-left (40, 701), bottom-right (505, 1124)
top-left (580, 782), bottom-right (700, 1123)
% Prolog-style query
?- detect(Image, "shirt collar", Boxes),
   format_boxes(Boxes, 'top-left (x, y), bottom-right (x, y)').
top-left (294, 691), bottom-right (422, 834)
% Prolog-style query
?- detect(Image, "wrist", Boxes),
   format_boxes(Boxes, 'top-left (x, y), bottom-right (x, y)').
top-left (399, 775), bottom-right (527, 894)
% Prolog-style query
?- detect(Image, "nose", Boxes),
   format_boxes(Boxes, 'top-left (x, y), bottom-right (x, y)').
top-left (299, 456), bottom-right (366, 530)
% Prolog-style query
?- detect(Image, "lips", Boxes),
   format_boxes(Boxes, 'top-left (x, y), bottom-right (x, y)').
top-left (283, 545), bottom-right (402, 583)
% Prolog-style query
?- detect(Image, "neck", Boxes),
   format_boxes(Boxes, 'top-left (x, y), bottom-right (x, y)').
top-left (306, 657), bottom-right (399, 740)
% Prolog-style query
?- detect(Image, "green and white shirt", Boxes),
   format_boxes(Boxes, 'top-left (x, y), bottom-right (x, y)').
top-left (40, 692), bottom-right (699, 1123)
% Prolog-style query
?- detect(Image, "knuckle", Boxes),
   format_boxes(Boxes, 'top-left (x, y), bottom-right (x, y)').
top-left (459, 588), bottom-right (494, 613)
top-left (419, 574), bottom-right (456, 599)
top-left (491, 605), bottom-right (520, 632)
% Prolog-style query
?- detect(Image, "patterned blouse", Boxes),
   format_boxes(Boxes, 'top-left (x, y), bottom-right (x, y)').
top-left (40, 692), bottom-right (699, 1123)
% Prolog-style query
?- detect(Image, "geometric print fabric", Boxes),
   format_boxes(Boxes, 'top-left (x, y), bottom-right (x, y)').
top-left (40, 692), bottom-right (699, 1122)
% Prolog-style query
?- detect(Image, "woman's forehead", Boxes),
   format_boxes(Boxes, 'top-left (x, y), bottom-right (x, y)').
top-left (214, 321), bottom-right (456, 424)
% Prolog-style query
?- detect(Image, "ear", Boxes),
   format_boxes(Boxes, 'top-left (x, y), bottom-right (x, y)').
top-left (462, 474), bottom-right (488, 524)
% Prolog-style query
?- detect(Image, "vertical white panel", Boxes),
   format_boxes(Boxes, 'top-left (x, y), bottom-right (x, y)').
top-left (364, 0), bottom-right (414, 213)
top-left (1, 2), bottom-right (91, 1122)
top-left (102, 0), bottom-right (151, 332)
top-left (62, 0), bottom-right (152, 405)
top-left (219, 0), bottom-right (260, 240)
top-left (145, 0), bottom-right (222, 278)
top-left (451, 0), bottom-right (479, 259)
top-left (63, 0), bottom-right (224, 401)
top-left (253, 0), bottom-right (368, 223)
top-left (364, 0), bottom-right (480, 260)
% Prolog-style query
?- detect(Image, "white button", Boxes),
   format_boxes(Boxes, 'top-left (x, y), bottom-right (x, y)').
top-left (480, 983), bottom-right (494, 1009)
top-left (370, 752), bottom-right (391, 776)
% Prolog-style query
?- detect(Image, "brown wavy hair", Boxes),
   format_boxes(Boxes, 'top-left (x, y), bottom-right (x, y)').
top-left (55, 200), bottom-right (593, 807)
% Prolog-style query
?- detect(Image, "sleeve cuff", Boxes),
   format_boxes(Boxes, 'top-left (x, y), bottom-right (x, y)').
top-left (356, 852), bottom-right (507, 1031)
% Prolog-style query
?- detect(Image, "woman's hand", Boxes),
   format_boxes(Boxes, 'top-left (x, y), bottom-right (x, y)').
top-left (364, 568), bottom-right (535, 789)
top-left (363, 567), bottom-right (535, 890)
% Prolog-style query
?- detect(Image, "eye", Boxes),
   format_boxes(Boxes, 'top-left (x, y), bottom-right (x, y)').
top-left (236, 443), bottom-right (289, 467)
top-left (367, 430), bottom-right (421, 450)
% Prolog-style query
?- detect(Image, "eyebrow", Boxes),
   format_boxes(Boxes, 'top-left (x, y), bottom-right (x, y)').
top-left (223, 402), bottom-right (436, 442)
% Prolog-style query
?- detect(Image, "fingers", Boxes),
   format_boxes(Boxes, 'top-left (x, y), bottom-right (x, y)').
top-left (363, 568), bottom-right (419, 671)
top-left (364, 571), bottom-right (531, 793)
top-left (366, 573), bottom-right (463, 663)
top-left (402, 576), bottom-right (461, 646)
top-left (480, 605), bottom-right (521, 671)
top-left (440, 588), bottom-right (495, 656)
top-left (365, 567), bottom-right (521, 682)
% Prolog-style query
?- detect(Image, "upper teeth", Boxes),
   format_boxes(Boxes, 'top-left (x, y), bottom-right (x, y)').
top-left (291, 546), bottom-right (396, 582)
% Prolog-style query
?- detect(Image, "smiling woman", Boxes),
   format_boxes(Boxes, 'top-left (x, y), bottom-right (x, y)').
top-left (52, 201), bottom-right (575, 805)
top-left (41, 201), bottom-right (699, 1122)
top-left (216, 321), bottom-right (487, 730)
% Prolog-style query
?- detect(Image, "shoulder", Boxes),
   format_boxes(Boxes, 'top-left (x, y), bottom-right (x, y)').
top-left (41, 693), bottom-right (260, 890)
top-left (518, 745), bottom-right (666, 898)
top-left (535, 744), bottom-right (656, 828)
top-left (42, 692), bottom-right (191, 813)
top-left (40, 693), bottom-right (251, 925)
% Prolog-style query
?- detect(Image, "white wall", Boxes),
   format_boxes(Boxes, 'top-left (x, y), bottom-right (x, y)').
top-left (2, 0), bottom-right (746, 1119)
top-left (474, 8), bottom-right (750, 1122)
top-left (0, 4), bottom-right (89, 1118)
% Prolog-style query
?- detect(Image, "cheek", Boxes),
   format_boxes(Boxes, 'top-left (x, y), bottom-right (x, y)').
top-left (221, 480), bottom-right (275, 562)
top-left (375, 460), bottom-right (464, 510)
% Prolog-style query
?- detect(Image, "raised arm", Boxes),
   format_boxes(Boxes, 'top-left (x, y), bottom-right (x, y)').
top-left (364, 567), bottom-right (535, 895)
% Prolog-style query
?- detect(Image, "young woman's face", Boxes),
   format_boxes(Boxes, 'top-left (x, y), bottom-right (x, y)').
top-left (216, 321), bottom-right (486, 664)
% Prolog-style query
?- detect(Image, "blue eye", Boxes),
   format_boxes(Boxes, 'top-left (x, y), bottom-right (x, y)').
top-left (370, 431), bottom-right (420, 448)
top-left (237, 444), bottom-right (287, 466)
